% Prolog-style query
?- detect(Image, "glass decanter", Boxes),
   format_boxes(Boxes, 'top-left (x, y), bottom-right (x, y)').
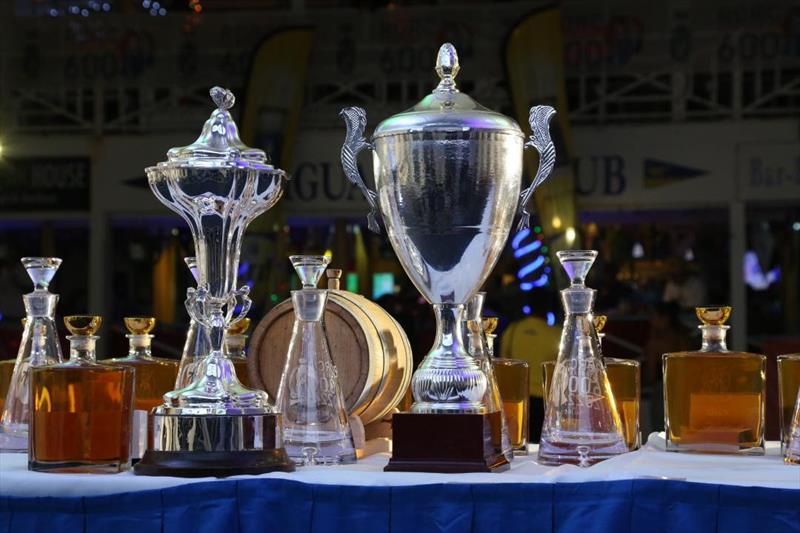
top-left (106, 317), bottom-right (178, 459)
top-left (29, 316), bottom-right (134, 473)
top-left (538, 250), bottom-right (626, 467)
top-left (663, 306), bottom-right (765, 454)
top-left (276, 255), bottom-right (356, 465)
top-left (543, 315), bottom-right (641, 451)
top-left (174, 256), bottom-right (211, 389)
top-left (0, 257), bottom-right (64, 451)
top-left (464, 292), bottom-right (512, 460)
top-left (225, 317), bottom-right (252, 389)
top-left (785, 388), bottom-right (800, 465)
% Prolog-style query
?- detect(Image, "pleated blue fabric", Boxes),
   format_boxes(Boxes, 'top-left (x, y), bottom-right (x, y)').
top-left (1, 478), bottom-right (798, 533)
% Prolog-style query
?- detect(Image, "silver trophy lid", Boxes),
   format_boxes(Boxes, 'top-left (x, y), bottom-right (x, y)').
top-left (373, 43), bottom-right (523, 139)
top-left (153, 87), bottom-right (273, 170)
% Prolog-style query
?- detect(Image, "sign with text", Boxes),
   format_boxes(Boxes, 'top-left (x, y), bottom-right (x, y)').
top-left (737, 142), bottom-right (800, 201)
top-left (0, 157), bottom-right (90, 211)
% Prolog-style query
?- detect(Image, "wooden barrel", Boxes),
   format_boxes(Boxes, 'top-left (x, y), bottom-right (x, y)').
top-left (248, 272), bottom-right (412, 426)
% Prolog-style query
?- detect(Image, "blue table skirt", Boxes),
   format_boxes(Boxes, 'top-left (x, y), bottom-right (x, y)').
top-left (2, 478), bottom-right (799, 533)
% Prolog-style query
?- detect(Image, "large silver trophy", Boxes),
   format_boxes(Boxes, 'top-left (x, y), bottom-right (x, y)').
top-left (135, 87), bottom-right (294, 476)
top-left (341, 44), bottom-right (555, 472)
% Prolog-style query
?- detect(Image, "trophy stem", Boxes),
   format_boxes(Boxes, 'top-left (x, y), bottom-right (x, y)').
top-left (410, 304), bottom-right (487, 414)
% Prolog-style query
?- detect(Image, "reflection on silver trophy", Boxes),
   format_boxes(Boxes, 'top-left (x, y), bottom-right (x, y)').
top-left (340, 43), bottom-right (556, 414)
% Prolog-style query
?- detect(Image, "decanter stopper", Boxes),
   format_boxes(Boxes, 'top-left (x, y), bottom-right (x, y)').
top-left (228, 317), bottom-right (251, 336)
top-left (593, 315), bottom-right (607, 333)
top-left (482, 317), bottom-right (499, 336)
top-left (124, 317), bottom-right (156, 335)
top-left (558, 250), bottom-right (597, 287)
top-left (696, 306), bottom-right (731, 326)
top-left (290, 255), bottom-right (331, 289)
top-left (64, 315), bottom-right (102, 336)
top-left (22, 257), bottom-right (62, 291)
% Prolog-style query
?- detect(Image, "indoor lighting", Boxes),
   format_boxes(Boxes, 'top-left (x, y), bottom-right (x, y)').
top-left (565, 226), bottom-right (576, 244)
top-left (551, 216), bottom-right (562, 229)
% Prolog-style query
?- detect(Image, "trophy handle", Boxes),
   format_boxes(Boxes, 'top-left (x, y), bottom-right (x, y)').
top-left (517, 105), bottom-right (557, 231)
top-left (339, 106), bottom-right (381, 233)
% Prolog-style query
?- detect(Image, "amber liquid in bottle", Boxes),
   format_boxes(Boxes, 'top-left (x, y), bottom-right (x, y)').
top-left (0, 360), bottom-right (15, 413)
top-left (663, 307), bottom-right (765, 455)
top-left (29, 320), bottom-right (134, 473)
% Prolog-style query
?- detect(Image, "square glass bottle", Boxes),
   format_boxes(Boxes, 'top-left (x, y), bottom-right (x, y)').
top-left (106, 317), bottom-right (178, 459)
top-left (29, 316), bottom-right (135, 473)
top-left (663, 306), bottom-right (765, 455)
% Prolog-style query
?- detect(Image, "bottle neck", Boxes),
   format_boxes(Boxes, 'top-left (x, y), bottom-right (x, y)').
top-left (560, 286), bottom-right (595, 315)
top-left (699, 324), bottom-right (729, 352)
top-left (23, 290), bottom-right (58, 318)
top-left (127, 334), bottom-right (153, 359)
top-left (291, 289), bottom-right (327, 321)
top-left (68, 335), bottom-right (98, 362)
top-left (225, 334), bottom-right (247, 358)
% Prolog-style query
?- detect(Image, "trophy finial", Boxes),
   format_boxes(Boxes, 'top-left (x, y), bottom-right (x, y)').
top-left (435, 43), bottom-right (460, 91)
top-left (64, 315), bottom-right (102, 336)
top-left (124, 317), bottom-right (156, 335)
top-left (210, 86), bottom-right (235, 111)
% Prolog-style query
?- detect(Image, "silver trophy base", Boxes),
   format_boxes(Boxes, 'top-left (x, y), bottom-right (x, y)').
top-left (134, 408), bottom-right (294, 477)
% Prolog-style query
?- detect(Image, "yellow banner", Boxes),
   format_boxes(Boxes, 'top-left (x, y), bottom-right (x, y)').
top-left (506, 7), bottom-right (578, 248)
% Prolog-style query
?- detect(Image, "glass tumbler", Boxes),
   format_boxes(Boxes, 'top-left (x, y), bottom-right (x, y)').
top-left (492, 358), bottom-right (529, 455)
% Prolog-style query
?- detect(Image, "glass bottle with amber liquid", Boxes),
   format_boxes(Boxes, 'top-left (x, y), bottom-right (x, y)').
top-left (225, 317), bottom-right (252, 389)
top-left (29, 316), bottom-right (134, 473)
top-left (663, 306), bottom-right (765, 454)
top-left (107, 317), bottom-right (178, 459)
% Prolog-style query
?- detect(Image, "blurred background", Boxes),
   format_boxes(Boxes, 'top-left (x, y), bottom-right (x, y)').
top-left (0, 0), bottom-right (798, 438)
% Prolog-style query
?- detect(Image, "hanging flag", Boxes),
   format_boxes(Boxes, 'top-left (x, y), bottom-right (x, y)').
top-left (643, 158), bottom-right (707, 188)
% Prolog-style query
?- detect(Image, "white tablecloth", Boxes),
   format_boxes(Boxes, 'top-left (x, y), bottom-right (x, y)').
top-left (1, 433), bottom-right (797, 498)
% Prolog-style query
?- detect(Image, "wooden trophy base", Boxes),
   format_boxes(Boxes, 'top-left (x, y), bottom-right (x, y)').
top-left (384, 411), bottom-right (510, 473)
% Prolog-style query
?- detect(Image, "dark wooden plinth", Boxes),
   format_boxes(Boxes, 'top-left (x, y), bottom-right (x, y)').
top-left (384, 411), bottom-right (510, 473)
top-left (134, 448), bottom-right (295, 478)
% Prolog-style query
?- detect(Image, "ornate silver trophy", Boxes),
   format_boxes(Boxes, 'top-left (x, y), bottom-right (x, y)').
top-left (340, 43), bottom-right (555, 472)
top-left (134, 87), bottom-right (293, 476)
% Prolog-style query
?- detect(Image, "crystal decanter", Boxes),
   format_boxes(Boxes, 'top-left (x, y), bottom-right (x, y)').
top-left (0, 257), bottom-right (64, 451)
top-left (663, 306), bottom-right (765, 454)
top-left (29, 316), bottom-right (134, 473)
top-left (785, 388), bottom-right (800, 465)
top-left (538, 250), bottom-right (626, 467)
top-left (464, 292), bottom-right (512, 461)
top-left (107, 317), bottom-right (178, 459)
top-left (276, 255), bottom-right (356, 465)
top-left (225, 318), bottom-right (252, 389)
top-left (543, 315), bottom-right (641, 451)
